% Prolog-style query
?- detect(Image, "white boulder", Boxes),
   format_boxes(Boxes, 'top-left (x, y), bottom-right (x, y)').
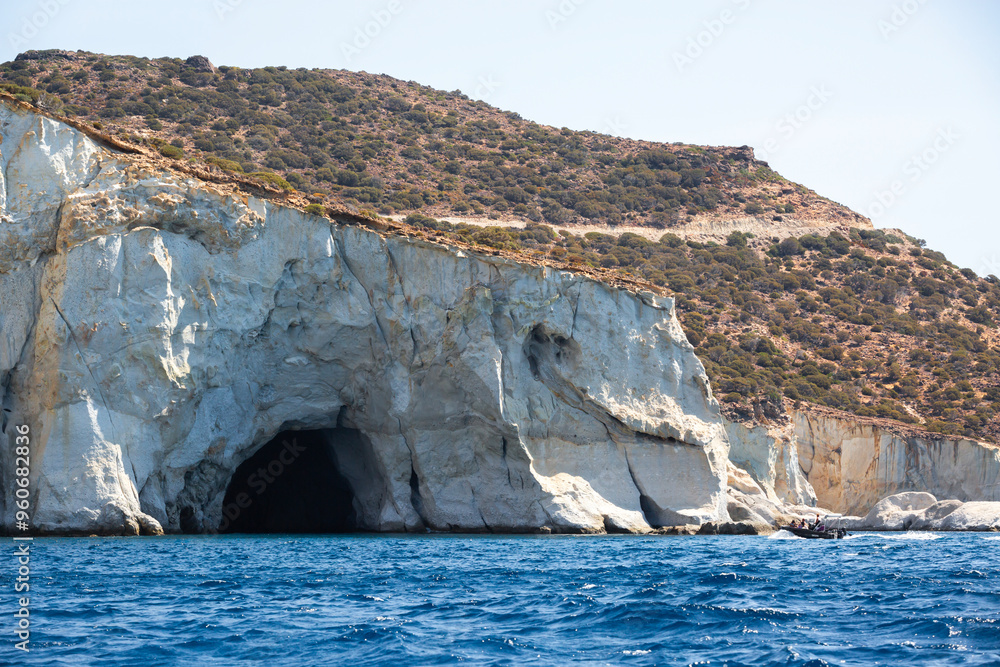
top-left (933, 502), bottom-right (1000, 531)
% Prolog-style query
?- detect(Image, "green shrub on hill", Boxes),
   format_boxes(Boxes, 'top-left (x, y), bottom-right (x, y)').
top-left (158, 144), bottom-right (184, 159)
top-left (250, 171), bottom-right (293, 191)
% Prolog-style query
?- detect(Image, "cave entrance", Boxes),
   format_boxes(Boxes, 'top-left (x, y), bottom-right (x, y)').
top-left (219, 428), bottom-right (359, 534)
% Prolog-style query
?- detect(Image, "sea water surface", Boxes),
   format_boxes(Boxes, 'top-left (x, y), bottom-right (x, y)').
top-left (6, 532), bottom-right (1000, 666)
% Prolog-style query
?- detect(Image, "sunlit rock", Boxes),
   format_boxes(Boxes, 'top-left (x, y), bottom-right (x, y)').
top-left (0, 100), bottom-right (729, 535)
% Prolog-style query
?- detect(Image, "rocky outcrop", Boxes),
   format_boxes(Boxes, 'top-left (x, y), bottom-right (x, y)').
top-left (792, 407), bottom-right (1000, 515)
top-left (827, 492), bottom-right (1000, 532)
top-left (724, 406), bottom-right (1000, 532)
top-left (857, 491), bottom-right (937, 531)
top-left (0, 99), bottom-right (731, 536)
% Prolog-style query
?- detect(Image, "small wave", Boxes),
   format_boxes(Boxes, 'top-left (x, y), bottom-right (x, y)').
top-left (877, 532), bottom-right (941, 541)
top-left (701, 572), bottom-right (768, 584)
top-left (983, 536), bottom-right (1000, 541)
top-left (768, 531), bottom-right (801, 540)
top-left (196, 579), bottom-right (230, 587)
top-left (952, 569), bottom-right (989, 578)
top-left (623, 649), bottom-right (651, 656)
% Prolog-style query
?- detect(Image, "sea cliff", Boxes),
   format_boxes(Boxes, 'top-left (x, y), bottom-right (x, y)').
top-left (2, 97), bottom-right (998, 536)
top-left (0, 99), bottom-right (731, 535)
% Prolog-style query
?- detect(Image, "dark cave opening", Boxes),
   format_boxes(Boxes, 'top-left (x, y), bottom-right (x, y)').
top-left (219, 428), bottom-right (359, 534)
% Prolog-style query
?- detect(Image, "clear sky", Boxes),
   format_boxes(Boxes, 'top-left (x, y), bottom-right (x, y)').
top-left (4, 0), bottom-right (999, 274)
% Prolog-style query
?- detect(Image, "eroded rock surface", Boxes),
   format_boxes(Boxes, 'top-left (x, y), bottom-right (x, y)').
top-left (0, 101), bottom-right (730, 535)
top-left (725, 418), bottom-right (816, 507)
top-left (793, 408), bottom-right (1000, 515)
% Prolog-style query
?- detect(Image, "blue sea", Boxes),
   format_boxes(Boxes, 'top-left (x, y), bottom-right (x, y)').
top-left (6, 532), bottom-right (1000, 666)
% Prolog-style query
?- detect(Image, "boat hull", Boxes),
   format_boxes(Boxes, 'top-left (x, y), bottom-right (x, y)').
top-left (780, 526), bottom-right (847, 539)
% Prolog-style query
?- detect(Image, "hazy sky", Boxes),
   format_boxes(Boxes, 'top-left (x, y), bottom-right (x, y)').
top-left (4, 0), bottom-right (999, 274)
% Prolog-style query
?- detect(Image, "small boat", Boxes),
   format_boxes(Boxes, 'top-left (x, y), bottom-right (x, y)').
top-left (780, 526), bottom-right (848, 540)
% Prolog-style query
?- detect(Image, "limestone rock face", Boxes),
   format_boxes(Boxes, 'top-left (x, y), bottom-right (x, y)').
top-left (724, 418), bottom-right (816, 507)
top-left (792, 409), bottom-right (1000, 515)
top-left (0, 101), bottom-right (730, 535)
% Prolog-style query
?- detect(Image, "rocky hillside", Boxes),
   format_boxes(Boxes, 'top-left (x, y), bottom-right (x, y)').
top-left (3, 50), bottom-right (999, 444)
top-left (0, 50), bottom-right (866, 230)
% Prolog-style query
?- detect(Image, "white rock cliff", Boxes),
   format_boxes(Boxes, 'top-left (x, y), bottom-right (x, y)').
top-left (0, 100), bottom-right (732, 535)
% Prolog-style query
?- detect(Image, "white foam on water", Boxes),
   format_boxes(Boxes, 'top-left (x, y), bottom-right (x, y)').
top-left (623, 649), bottom-right (651, 656)
top-left (768, 531), bottom-right (802, 540)
top-left (982, 536), bottom-right (1000, 541)
top-left (875, 532), bottom-right (941, 541)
